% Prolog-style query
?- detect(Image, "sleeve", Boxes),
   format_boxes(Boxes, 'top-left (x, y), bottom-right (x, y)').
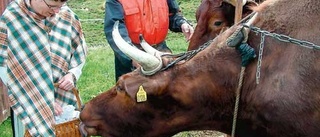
top-left (0, 67), bottom-right (7, 84)
top-left (69, 11), bottom-right (88, 80)
top-left (104, 0), bottom-right (133, 62)
top-left (167, 0), bottom-right (193, 32)
top-left (0, 17), bottom-right (8, 68)
top-left (68, 62), bottom-right (85, 81)
top-left (0, 17), bottom-right (8, 84)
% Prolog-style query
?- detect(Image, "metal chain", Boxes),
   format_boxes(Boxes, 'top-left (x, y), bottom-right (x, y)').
top-left (185, 39), bottom-right (214, 61)
top-left (160, 39), bottom-right (214, 71)
top-left (243, 24), bottom-right (320, 84)
top-left (243, 25), bottom-right (320, 50)
top-left (256, 33), bottom-right (265, 84)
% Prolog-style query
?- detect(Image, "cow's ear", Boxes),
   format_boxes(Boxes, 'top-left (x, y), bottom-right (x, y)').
top-left (123, 76), bottom-right (168, 102)
top-left (141, 79), bottom-right (167, 96)
top-left (243, 1), bottom-right (258, 16)
top-left (122, 76), bottom-right (145, 101)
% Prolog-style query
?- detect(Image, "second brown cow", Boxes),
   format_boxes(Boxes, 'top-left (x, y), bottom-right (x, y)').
top-left (188, 0), bottom-right (261, 50)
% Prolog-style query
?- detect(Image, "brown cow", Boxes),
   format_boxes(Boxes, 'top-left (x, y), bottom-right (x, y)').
top-left (79, 0), bottom-right (320, 137)
top-left (188, 0), bottom-right (261, 51)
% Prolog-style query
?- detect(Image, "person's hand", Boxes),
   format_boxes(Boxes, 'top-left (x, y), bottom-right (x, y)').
top-left (181, 22), bottom-right (194, 42)
top-left (54, 102), bottom-right (63, 116)
top-left (58, 73), bottom-right (75, 91)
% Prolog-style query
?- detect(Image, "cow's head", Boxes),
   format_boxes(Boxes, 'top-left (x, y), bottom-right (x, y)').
top-left (188, 0), bottom-right (258, 50)
top-left (79, 62), bottom-right (238, 137)
top-left (79, 21), bottom-right (244, 137)
top-left (79, 70), bottom-right (177, 137)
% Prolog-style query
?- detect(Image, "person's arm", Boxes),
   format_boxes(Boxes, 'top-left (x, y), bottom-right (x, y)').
top-left (58, 9), bottom-right (87, 91)
top-left (167, 0), bottom-right (194, 41)
top-left (104, 0), bottom-right (133, 62)
top-left (167, 0), bottom-right (192, 32)
top-left (0, 18), bottom-right (8, 84)
top-left (68, 62), bottom-right (85, 81)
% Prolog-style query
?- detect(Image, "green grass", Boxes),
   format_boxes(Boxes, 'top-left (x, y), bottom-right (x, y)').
top-left (0, 119), bottom-right (11, 137)
top-left (77, 46), bottom-right (115, 102)
top-left (0, 0), bottom-right (213, 136)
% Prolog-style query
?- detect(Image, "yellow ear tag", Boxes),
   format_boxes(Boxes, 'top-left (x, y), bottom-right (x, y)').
top-left (136, 85), bottom-right (147, 102)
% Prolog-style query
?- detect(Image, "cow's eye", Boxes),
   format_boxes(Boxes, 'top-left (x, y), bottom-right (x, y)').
top-left (116, 86), bottom-right (124, 92)
top-left (116, 86), bottom-right (121, 91)
top-left (214, 21), bottom-right (223, 26)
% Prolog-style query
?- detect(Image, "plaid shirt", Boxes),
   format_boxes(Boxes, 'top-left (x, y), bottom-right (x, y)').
top-left (0, 0), bottom-right (87, 136)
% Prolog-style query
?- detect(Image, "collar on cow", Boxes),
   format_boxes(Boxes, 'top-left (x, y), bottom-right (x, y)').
top-left (227, 25), bottom-right (257, 66)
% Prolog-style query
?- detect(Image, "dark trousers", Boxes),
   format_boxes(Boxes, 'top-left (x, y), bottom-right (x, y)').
top-left (114, 53), bottom-right (134, 81)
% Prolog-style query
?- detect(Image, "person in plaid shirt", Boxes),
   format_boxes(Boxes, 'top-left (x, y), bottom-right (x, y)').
top-left (0, 0), bottom-right (87, 136)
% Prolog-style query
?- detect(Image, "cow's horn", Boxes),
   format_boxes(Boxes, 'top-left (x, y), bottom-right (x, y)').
top-left (139, 34), bottom-right (167, 57)
top-left (223, 0), bottom-right (247, 6)
top-left (112, 21), bottom-right (162, 75)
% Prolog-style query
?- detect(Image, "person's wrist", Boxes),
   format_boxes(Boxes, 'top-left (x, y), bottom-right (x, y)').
top-left (68, 72), bottom-right (76, 84)
top-left (179, 20), bottom-right (187, 28)
top-left (180, 19), bottom-right (193, 27)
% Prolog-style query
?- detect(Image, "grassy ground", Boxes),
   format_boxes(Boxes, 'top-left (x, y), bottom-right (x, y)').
top-left (0, 0), bottom-right (225, 136)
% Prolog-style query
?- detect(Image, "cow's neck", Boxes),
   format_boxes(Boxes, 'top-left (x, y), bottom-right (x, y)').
top-left (165, 31), bottom-right (245, 133)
